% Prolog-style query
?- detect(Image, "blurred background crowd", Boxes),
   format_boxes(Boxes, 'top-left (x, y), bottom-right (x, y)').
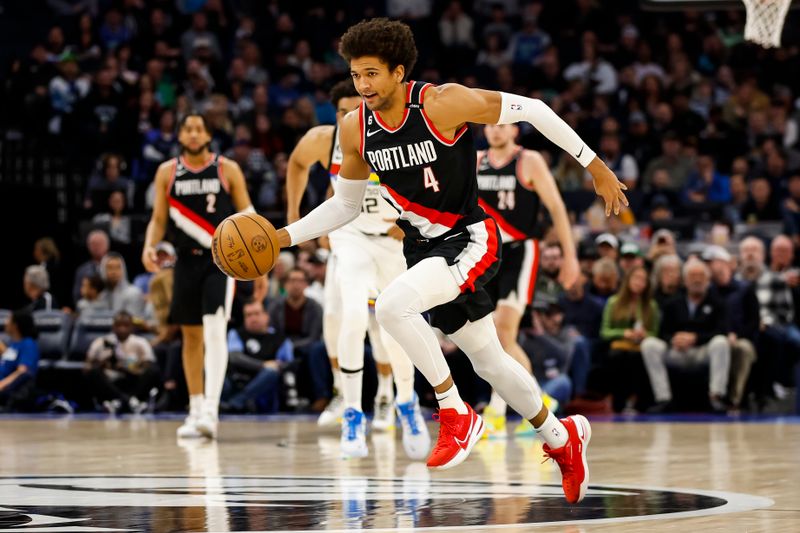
top-left (0, 0), bottom-right (798, 416)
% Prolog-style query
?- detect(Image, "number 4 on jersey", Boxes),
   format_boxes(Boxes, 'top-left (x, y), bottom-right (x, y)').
top-left (423, 166), bottom-right (440, 192)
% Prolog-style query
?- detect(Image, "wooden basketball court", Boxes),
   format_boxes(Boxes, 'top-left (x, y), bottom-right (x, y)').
top-left (0, 415), bottom-right (796, 532)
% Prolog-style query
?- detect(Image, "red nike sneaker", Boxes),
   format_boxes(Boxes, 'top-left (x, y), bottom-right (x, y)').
top-left (426, 403), bottom-right (484, 470)
top-left (542, 414), bottom-right (592, 504)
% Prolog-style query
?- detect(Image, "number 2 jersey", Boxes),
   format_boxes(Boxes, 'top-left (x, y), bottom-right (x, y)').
top-left (359, 80), bottom-right (488, 242)
top-left (166, 154), bottom-right (236, 249)
top-left (476, 147), bottom-right (541, 243)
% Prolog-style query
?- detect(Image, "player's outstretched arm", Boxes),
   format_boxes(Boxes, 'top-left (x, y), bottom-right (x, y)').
top-left (276, 110), bottom-right (371, 248)
top-left (286, 125), bottom-right (335, 223)
top-left (142, 161), bottom-right (173, 273)
top-left (424, 84), bottom-right (628, 216)
top-left (522, 150), bottom-right (579, 289)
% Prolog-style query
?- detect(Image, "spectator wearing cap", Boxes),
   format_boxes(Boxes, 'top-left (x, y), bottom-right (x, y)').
top-left (595, 233), bottom-right (619, 261)
top-left (651, 254), bottom-right (684, 307)
top-left (588, 257), bottom-right (620, 303)
top-left (705, 245), bottom-right (759, 410)
top-left (133, 241), bottom-right (176, 295)
top-left (641, 258), bottom-right (731, 413)
top-left (23, 265), bottom-right (58, 313)
top-left (0, 311), bottom-right (40, 412)
top-left (619, 242), bottom-right (645, 275)
top-left (641, 131), bottom-right (694, 194)
top-left (522, 298), bottom-right (580, 407)
top-left (600, 265), bottom-right (660, 413)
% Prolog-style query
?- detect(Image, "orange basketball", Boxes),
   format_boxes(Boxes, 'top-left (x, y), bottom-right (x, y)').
top-left (212, 212), bottom-right (280, 281)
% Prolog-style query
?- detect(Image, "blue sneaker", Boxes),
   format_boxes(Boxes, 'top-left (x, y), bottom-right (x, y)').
top-left (340, 408), bottom-right (368, 458)
top-left (396, 394), bottom-right (431, 460)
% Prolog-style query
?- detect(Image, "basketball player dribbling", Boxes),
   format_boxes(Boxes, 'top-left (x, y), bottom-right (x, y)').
top-left (276, 19), bottom-right (628, 503)
top-left (286, 79), bottom-right (429, 459)
top-left (477, 124), bottom-right (580, 438)
top-left (143, 113), bottom-right (265, 439)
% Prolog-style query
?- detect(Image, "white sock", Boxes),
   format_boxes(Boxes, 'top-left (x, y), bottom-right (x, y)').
top-left (435, 383), bottom-right (467, 414)
top-left (341, 367), bottom-right (363, 411)
top-left (189, 394), bottom-right (204, 417)
top-left (535, 411), bottom-right (569, 449)
top-left (394, 373), bottom-right (415, 405)
top-left (488, 390), bottom-right (508, 416)
top-left (332, 363), bottom-right (342, 394)
top-left (377, 372), bottom-right (394, 400)
top-left (202, 310), bottom-right (228, 419)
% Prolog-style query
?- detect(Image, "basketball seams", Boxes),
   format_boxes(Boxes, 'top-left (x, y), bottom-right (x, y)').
top-left (215, 219), bottom-right (240, 279)
top-left (239, 213), bottom-right (278, 272)
top-left (230, 218), bottom-right (264, 277)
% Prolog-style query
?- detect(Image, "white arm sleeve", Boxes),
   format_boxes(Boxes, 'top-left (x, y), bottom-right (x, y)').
top-left (284, 176), bottom-right (367, 246)
top-left (497, 92), bottom-right (596, 168)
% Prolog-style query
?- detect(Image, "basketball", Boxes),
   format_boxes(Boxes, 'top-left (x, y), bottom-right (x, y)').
top-left (211, 212), bottom-right (280, 281)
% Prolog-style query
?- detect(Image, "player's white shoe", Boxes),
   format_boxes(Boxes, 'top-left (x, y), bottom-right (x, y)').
top-left (318, 393), bottom-right (345, 428)
top-left (396, 394), bottom-right (431, 460)
top-left (372, 395), bottom-right (395, 431)
top-left (195, 411), bottom-right (218, 440)
top-left (341, 408), bottom-right (368, 459)
top-left (177, 415), bottom-right (204, 439)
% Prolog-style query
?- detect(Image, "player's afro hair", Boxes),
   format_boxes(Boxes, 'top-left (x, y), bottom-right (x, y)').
top-left (339, 18), bottom-right (417, 81)
top-left (329, 78), bottom-right (360, 107)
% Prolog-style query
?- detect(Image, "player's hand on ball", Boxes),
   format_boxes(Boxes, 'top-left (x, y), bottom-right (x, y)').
top-left (558, 254), bottom-right (580, 290)
top-left (142, 246), bottom-right (160, 273)
top-left (588, 158), bottom-right (628, 216)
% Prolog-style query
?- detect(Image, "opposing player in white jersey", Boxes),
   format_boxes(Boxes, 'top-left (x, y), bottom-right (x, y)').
top-left (477, 124), bottom-right (580, 438)
top-left (287, 79), bottom-right (429, 459)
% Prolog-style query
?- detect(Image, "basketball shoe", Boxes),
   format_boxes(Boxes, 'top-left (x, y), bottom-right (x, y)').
top-left (341, 408), bottom-right (368, 459)
top-left (426, 403), bottom-right (484, 470)
top-left (481, 405), bottom-right (507, 439)
top-left (318, 391), bottom-right (345, 427)
top-left (372, 395), bottom-right (395, 431)
top-left (195, 411), bottom-right (218, 439)
top-left (177, 414), bottom-right (204, 439)
top-left (396, 393), bottom-right (430, 460)
top-left (542, 415), bottom-right (592, 503)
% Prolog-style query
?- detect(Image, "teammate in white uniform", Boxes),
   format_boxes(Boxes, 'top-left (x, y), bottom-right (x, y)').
top-left (287, 79), bottom-right (429, 459)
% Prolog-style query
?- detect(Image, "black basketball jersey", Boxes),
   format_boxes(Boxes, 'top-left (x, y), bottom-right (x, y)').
top-left (167, 153), bottom-right (236, 249)
top-left (360, 80), bottom-right (486, 241)
top-left (476, 147), bottom-right (541, 243)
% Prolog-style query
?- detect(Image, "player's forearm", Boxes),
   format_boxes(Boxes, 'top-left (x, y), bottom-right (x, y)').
top-left (144, 219), bottom-right (166, 249)
top-left (285, 161), bottom-right (310, 222)
top-left (278, 176), bottom-right (367, 248)
top-left (550, 204), bottom-right (576, 259)
top-left (497, 93), bottom-right (596, 167)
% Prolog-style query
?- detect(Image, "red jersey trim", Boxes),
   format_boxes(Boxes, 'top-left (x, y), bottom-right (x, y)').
top-left (382, 183), bottom-right (464, 229)
top-left (374, 81), bottom-right (414, 132)
top-left (477, 198), bottom-right (528, 241)
top-left (166, 159), bottom-right (178, 196)
top-left (461, 218), bottom-right (500, 293)
top-left (179, 154), bottom-right (215, 173)
top-left (419, 83), bottom-right (469, 146)
top-left (527, 239), bottom-right (541, 303)
top-left (167, 196), bottom-right (216, 236)
top-left (358, 101), bottom-right (365, 157)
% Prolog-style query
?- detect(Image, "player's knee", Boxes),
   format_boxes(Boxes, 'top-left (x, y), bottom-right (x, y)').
top-left (375, 289), bottom-right (406, 326)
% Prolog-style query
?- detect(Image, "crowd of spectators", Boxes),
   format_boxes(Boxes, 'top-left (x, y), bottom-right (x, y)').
top-left (1, 0), bottom-right (799, 415)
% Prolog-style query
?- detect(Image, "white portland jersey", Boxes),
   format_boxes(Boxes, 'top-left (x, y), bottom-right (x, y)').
top-left (329, 125), bottom-right (397, 236)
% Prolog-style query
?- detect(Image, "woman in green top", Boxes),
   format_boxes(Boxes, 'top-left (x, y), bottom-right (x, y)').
top-left (600, 266), bottom-right (660, 413)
